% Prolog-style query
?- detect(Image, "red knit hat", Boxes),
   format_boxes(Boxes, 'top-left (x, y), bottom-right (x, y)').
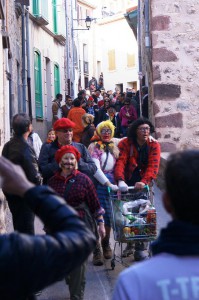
top-left (55, 145), bottom-right (81, 163)
top-left (53, 118), bottom-right (76, 131)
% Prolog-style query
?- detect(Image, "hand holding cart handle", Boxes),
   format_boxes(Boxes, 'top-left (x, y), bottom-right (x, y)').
top-left (118, 180), bottom-right (149, 192)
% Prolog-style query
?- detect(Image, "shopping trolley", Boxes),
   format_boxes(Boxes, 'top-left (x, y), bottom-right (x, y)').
top-left (109, 185), bottom-right (157, 269)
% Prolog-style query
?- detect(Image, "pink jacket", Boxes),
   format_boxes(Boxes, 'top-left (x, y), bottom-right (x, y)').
top-left (119, 105), bottom-right (137, 127)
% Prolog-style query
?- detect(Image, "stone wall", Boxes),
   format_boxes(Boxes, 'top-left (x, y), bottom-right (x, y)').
top-left (151, 0), bottom-right (199, 151)
top-left (7, 1), bottom-right (22, 116)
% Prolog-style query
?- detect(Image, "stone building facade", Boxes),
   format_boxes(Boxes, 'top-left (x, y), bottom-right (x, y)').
top-left (149, 0), bottom-right (199, 152)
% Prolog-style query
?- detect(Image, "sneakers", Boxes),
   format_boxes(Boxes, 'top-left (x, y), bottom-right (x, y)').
top-left (101, 239), bottom-right (112, 259)
top-left (92, 245), bottom-right (103, 266)
top-left (122, 243), bottom-right (134, 257)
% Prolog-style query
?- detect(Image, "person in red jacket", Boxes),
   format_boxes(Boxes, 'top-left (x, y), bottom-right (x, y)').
top-left (115, 117), bottom-right (161, 260)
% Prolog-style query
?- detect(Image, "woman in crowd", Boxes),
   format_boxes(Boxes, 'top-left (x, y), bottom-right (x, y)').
top-left (48, 145), bottom-right (105, 300)
top-left (119, 97), bottom-right (137, 137)
top-left (88, 120), bottom-right (120, 265)
top-left (114, 117), bottom-right (161, 260)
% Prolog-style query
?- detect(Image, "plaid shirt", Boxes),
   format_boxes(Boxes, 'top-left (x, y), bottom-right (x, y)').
top-left (115, 138), bottom-right (161, 185)
top-left (48, 170), bottom-right (104, 219)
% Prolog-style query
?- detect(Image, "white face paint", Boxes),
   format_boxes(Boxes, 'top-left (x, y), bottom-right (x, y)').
top-left (59, 153), bottom-right (78, 171)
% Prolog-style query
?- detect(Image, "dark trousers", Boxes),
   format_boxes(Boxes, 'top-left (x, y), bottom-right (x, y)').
top-left (7, 196), bottom-right (35, 234)
top-left (66, 262), bottom-right (86, 300)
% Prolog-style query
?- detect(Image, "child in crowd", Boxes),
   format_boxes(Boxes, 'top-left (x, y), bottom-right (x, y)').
top-left (46, 128), bottom-right (56, 143)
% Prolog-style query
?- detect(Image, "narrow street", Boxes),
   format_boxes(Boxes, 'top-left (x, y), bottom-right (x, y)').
top-left (6, 184), bottom-right (171, 300)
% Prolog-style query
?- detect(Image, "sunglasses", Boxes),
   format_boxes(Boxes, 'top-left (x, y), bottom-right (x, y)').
top-left (56, 129), bottom-right (73, 133)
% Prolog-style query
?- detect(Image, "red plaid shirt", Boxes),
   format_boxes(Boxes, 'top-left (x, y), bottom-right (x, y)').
top-left (48, 170), bottom-right (104, 219)
top-left (115, 138), bottom-right (161, 185)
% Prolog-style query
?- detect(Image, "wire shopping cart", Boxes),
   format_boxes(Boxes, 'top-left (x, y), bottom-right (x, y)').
top-left (109, 185), bottom-right (157, 269)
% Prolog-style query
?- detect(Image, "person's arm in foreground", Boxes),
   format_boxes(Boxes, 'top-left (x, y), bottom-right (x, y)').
top-left (0, 156), bottom-right (96, 299)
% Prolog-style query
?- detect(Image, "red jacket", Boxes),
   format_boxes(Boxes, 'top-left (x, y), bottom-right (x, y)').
top-left (114, 138), bottom-right (161, 185)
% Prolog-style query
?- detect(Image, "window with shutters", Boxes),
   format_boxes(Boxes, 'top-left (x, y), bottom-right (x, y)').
top-left (52, 0), bottom-right (66, 36)
top-left (32, 0), bottom-right (48, 21)
top-left (54, 63), bottom-right (60, 97)
top-left (34, 50), bottom-right (43, 119)
top-left (127, 53), bottom-right (135, 68)
top-left (108, 49), bottom-right (116, 71)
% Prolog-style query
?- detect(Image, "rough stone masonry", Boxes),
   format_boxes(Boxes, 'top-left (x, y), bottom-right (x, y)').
top-left (151, 1), bottom-right (199, 152)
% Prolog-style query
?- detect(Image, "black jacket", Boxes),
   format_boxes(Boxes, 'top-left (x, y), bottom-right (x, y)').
top-left (0, 186), bottom-right (95, 300)
top-left (2, 136), bottom-right (41, 185)
top-left (38, 139), bottom-right (97, 182)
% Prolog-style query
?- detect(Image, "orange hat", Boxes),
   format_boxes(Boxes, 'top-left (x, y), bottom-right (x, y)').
top-left (55, 145), bottom-right (81, 163)
top-left (53, 118), bottom-right (75, 131)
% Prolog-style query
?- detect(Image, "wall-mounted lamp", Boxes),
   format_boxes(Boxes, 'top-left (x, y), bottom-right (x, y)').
top-left (73, 16), bottom-right (93, 31)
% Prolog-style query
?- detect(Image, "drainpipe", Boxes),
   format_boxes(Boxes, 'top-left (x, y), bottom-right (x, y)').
top-left (65, 0), bottom-right (71, 95)
top-left (137, 0), bottom-right (142, 116)
top-left (70, 0), bottom-right (75, 98)
top-left (22, 4), bottom-right (26, 112)
top-left (26, 6), bottom-right (32, 121)
top-left (145, 0), bottom-right (151, 67)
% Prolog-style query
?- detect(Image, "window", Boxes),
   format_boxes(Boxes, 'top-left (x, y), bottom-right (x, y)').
top-left (34, 50), bottom-right (43, 118)
top-left (108, 49), bottom-right (116, 71)
top-left (52, 0), bottom-right (57, 33)
top-left (54, 64), bottom-right (60, 97)
top-left (127, 53), bottom-right (135, 68)
top-left (33, 0), bottom-right (48, 21)
top-left (52, 0), bottom-right (66, 36)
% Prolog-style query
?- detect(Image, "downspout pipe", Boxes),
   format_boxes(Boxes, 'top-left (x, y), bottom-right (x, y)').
top-left (26, 6), bottom-right (32, 121)
top-left (137, 0), bottom-right (142, 116)
top-left (65, 0), bottom-right (70, 95)
top-left (22, 4), bottom-right (26, 112)
top-left (70, 0), bottom-right (75, 98)
top-left (145, 0), bottom-right (150, 52)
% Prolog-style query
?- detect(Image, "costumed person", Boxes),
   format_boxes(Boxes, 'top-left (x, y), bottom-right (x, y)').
top-left (38, 118), bottom-right (97, 184)
top-left (81, 113), bottom-right (95, 148)
top-left (88, 120), bottom-right (120, 265)
top-left (115, 117), bottom-right (161, 261)
top-left (48, 145), bottom-right (105, 300)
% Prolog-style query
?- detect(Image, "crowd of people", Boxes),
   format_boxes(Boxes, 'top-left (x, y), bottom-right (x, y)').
top-left (1, 79), bottom-right (199, 299)
top-left (1, 84), bottom-right (162, 300)
top-left (52, 85), bottom-right (148, 144)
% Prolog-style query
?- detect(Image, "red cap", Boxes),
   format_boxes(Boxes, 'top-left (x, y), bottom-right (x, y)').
top-left (55, 145), bottom-right (81, 163)
top-left (88, 96), bottom-right (94, 101)
top-left (53, 118), bottom-right (76, 131)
